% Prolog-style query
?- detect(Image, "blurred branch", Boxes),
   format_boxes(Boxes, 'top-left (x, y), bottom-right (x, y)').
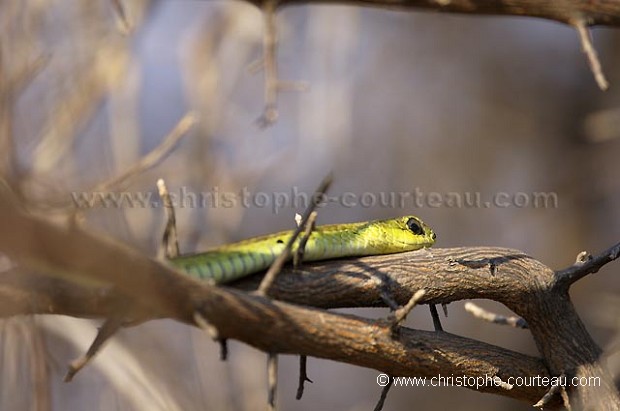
top-left (110, 0), bottom-right (132, 33)
top-left (246, 0), bottom-right (617, 91)
top-left (246, 0), bottom-right (620, 26)
top-left (91, 112), bottom-right (197, 194)
top-left (1, 199), bottom-right (619, 408)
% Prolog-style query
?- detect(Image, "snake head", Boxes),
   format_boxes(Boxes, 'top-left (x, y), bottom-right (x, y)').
top-left (370, 216), bottom-right (436, 252)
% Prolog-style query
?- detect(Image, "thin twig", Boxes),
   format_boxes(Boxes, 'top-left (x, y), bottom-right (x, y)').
top-left (373, 375), bottom-right (393, 411)
top-left (464, 302), bottom-right (529, 329)
top-left (293, 211), bottom-right (318, 267)
top-left (256, 173), bottom-right (332, 296)
top-left (573, 19), bottom-right (609, 91)
top-left (64, 315), bottom-right (125, 382)
top-left (295, 355), bottom-right (313, 400)
top-left (554, 241), bottom-right (620, 289)
top-left (257, 0), bottom-right (279, 127)
top-left (429, 304), bottom-right (443, 331)
top-left (291, 211), bottom-right (317, 399)
top-left (157, 178), bottom-right (180, 259)
top-left (110, 0), bottom-right (131, 33)
top-left (69, 113), bottom-right (194, 224)
top-left (92, 112), bottom-right (197, 194)
top-left (255, 1), bottom-right (308, 127)
top-left (158, 179), bottom-right (227, 356)
top-left (389, 289), bottom-right (426, 333)
top-left (10, 54), bottom-right (51, 94)
top-left (267, 353), bottom-right (278, 411)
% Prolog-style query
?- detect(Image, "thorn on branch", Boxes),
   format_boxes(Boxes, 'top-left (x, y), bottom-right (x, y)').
top-left (267, 353), bottom-right (279, 411)
top-left (573, 20), bottom-right (609, 91)
top-left (219, 338), bottom-right (229, 361)
top-left (389, 289), bottom-right (426, 335)
top-left (64, 316), bottom-right (125, 382)
top-left (256, 173), bottom-right (332, 296)
top-left (295, 355), bottom-right (313, 400)
top-left (464, 302), bottom-right (528, 329)
top-left (373, 374), bottom-right (393, 411)
top-left (429, 304), bottom-right (444, 331)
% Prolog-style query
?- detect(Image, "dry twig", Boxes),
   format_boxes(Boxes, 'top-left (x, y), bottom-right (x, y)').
top-left (295, 355), bottom-right (313, 400)
top-left (267, 353), bottom-right (278, 411)
top-left (373, 375), bottom-right (393, 411)
top-left (92, 113), bottom-right (197, 194)
top-left (573, 20), bottom-right (609, 90)
top-left (256, 173), bottom-right (332, 295)
top-left (464, 302), bottom-right (528, 329)
top-left (389, 289), bottom-right (426, 333)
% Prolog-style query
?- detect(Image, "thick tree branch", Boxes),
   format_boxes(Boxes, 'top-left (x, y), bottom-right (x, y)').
top-left (0, 199), bottom-right (618, 408)
top-left (0, 275), bottom-right (557, 406)
top-left (246, 0), bottom-right (620, 27)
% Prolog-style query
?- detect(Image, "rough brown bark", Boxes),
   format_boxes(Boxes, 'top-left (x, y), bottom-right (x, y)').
top-left (0, 200), bottom-right (618, 409)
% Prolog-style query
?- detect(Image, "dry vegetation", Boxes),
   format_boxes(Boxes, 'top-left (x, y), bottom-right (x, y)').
top-left (1, 1), bottom-right (620, 410)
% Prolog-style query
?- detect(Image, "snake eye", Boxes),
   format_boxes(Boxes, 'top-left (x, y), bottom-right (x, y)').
top-left (406, 218), bottom-right (424, 235)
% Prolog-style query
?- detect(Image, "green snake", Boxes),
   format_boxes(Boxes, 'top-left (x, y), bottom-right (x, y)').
top-left (170, 216), bottom-right (436, 284)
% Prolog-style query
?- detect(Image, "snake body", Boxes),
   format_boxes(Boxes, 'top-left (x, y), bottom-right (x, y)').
top-left (170, 216), bottom-right (436, 284)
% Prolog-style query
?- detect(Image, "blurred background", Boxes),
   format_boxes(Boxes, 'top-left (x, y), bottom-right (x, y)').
top-left (1, 0), bottom-right (619, 410)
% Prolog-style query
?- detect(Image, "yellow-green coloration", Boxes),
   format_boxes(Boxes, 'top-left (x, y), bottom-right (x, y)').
top-left (170, 216), bottom-right (436, 284)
